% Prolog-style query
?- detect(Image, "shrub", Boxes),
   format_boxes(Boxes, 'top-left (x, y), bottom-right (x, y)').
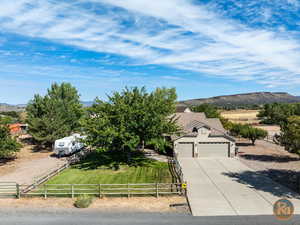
top-left (74, 195), bottom-right (94, 208)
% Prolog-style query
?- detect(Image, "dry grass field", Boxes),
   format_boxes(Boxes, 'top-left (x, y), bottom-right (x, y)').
top-left (221, 109), bottom-right (281, 135)
top-left (220, 109), bottom-right (260, 124)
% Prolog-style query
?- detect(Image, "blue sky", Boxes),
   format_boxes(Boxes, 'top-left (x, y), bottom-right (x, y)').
top-left (0, 0), bottom-right (300, 104)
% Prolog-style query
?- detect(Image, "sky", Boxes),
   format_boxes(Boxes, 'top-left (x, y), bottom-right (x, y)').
top-left (0, 0), bottom-right (300, 104)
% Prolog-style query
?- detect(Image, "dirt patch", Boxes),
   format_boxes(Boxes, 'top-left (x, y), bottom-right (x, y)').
top-left (0, 142), bottom-right (52, 177)
top-left (238, 140), bottom-right (300, 193)
top-left (253, 125), bottom-right (281, 136)
top-left (0, 136), bottom-right (67, 184)
top-left (0, 196), bottom-right (189, 213)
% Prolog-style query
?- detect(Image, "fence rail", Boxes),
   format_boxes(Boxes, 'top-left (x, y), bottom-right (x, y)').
top-left (0, 182), bottom-right (18, 198)
top-left (18, 183), bottom-right (182, 198)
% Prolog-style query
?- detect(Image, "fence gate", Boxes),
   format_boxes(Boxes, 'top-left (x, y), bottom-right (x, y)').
top-left (0, 182), bottom-right (18, 198)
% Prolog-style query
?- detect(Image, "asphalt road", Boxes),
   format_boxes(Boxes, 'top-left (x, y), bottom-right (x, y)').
top-left (0, 209), bottom-right (300, 225)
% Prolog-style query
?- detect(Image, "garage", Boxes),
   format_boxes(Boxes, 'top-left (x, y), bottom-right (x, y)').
top-left (198, 142), bottom-right (229, 157)
top-left (177, 142), bottom-right (194, 158)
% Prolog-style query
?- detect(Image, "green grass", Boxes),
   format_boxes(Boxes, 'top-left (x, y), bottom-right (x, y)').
top-left (47, 150), bottom-right (173, 184)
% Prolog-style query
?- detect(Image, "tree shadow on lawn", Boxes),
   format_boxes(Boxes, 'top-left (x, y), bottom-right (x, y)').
top-left (222, 169), bottom-right (300, 199)
top-left (74, 150), bottom-right (157, 170)
top-left (240, 154), bottom-right (300, 163)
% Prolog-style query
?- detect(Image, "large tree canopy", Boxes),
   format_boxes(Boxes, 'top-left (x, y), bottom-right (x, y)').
top-left (83, 87), bottom-right (178, 154)
top-left (26, 83), bottom-right (83, 146)
top-left (280, 116), bottom-right (300, 154)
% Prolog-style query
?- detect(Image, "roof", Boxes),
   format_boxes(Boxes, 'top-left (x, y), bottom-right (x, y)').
top-left (172, 112), bottom-right (235, 142)
top-left (174, 112), bottom-right (206, 129)
top-left (175, 106), bottom-right (192, 113)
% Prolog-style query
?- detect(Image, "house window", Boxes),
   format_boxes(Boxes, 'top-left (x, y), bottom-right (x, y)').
top-left (192, 127), bottom-right (198, 133)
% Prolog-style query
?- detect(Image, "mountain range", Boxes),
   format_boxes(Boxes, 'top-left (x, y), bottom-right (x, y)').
top-left (1, 92), bottom-right (300, 112)
top-left (178, 92), bottom-right (300, 107)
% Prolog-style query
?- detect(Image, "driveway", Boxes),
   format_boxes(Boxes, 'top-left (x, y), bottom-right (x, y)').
top-left (179, 158), bottom-right (300, 216)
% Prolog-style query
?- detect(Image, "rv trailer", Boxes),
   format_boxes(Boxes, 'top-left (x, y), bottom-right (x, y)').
top-left (53, 133), bottom-right (85, 157)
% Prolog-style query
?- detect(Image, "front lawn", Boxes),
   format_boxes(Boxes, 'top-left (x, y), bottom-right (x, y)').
top-left (47, 150), bottom-right (173, 184)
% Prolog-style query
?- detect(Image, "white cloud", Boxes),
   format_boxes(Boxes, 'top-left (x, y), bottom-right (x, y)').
top-left (0, 0), bottom-right (300, 86)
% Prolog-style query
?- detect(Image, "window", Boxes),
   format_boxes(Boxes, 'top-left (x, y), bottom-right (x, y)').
top-left (192, 127), bottom-right (198, 133)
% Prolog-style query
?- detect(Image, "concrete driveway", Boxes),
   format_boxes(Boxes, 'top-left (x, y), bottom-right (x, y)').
top-left (179, 158), bottom-right (300, 216)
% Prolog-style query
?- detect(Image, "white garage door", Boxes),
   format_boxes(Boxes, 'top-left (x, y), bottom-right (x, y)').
top-left (198, 142), bottom-right (229, 157)
top-left (177, 142), bottom-right (194, 158)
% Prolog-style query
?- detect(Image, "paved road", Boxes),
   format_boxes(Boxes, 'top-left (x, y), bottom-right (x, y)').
top-left (0, 209), bottom-right (299, 225)
top-left (179, 158), bottom-right (300, 216)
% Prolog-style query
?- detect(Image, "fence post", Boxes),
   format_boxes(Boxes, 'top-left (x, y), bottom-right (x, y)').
top-left (127, 183), bottom-right (130, 198)
top-left (99, 184), bottom-right (102, 199)
top-left (16, 183), bottom-right (20, 199)
top-left (156, 183), bottom-right (159, 198)
top-left (71, 184), bottom-right (74, 199)
top-left (44, 184), bottom-right (47, 199)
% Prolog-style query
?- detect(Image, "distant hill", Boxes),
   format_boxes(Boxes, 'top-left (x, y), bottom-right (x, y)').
top-left (179, 92), bottom-right (300, 107)
top-left (0, 101), bottom-right (94, 112)
top-left (0, 103), bottom-right (25, 112)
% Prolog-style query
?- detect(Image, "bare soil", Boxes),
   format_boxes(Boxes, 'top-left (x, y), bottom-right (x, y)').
top-left (0, 137), bottom-right (66, 184)
top-left (253, 125), bottom-right (281, 136)
top-left (238, 140), bottom-right (300, 193)
top-left (0, 196), bottom-right (189, 213)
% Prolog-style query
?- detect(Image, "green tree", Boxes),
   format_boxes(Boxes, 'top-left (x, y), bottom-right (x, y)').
top-left (0, 125), bottom-right (21, 159)
top-left (26, 83), bottom-right (83, 146)
top-left (191, 103), bottom-right (220, 118)
top-left (228, 123), bottom-right (267, 145)
top-left (83, 87), bottom-right (178, 157)
top-left (280, 116), bottom-right (300, 154)
top-left (240, 126), bottom-right (267, 145)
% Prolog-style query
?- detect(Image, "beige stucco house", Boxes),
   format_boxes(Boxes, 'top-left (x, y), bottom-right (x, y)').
top-left (172, 110), bottom-right (236, 158)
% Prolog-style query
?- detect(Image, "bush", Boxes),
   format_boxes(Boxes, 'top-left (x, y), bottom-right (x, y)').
top-left (74, 195), bottom-right (94, 208)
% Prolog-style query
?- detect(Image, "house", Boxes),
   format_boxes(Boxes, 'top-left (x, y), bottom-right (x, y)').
top-left (9, 123), bottom-right (28, 135)
top-left (172, 110), bottom-right (236, 158)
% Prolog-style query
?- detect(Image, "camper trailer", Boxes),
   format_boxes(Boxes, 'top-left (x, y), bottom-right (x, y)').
top-left (53, 133), bottom-right (85, 157)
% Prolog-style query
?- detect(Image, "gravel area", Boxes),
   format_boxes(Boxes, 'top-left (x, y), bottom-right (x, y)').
top-left (238, 140), bottom-right (300, 193)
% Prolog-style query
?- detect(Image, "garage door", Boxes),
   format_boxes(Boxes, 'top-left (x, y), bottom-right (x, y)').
top-left (177, 142), bottom-right (194, 158)
top-left (198, 142), bottom-right (229, 157)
